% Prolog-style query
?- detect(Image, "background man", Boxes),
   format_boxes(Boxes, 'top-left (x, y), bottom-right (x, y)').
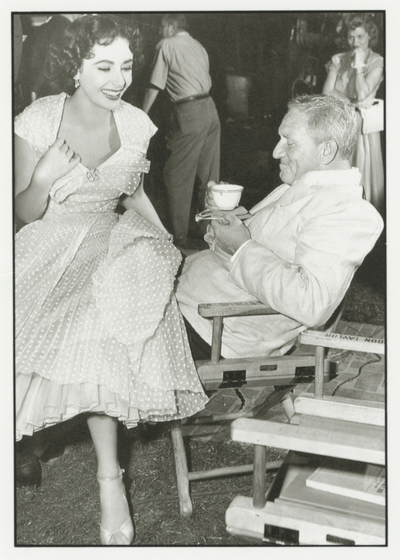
top-left (177, 94), bottom-right (384, 359)
top-left (142, 14), bottom-right (220, 247)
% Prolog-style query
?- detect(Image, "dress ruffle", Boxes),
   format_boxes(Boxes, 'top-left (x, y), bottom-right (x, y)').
top-left (16, 371), bottom-right (207, 441)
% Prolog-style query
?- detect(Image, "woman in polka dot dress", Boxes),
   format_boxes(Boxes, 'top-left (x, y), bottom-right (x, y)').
top-left (14, 15), bottom-right (207, 545)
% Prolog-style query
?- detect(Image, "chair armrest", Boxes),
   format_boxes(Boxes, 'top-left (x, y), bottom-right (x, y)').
top-left (299, 330), bottom-right (384, 355)
top-left (198, 301), bottom-right (278, 318)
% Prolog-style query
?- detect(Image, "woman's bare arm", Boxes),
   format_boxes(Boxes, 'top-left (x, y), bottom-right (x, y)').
top-left (354, 65), bottom-right (383, 104)
top-left (121, 177), bottom-right (169, 234)
top-left (14, 135), bottom-right (80, 223)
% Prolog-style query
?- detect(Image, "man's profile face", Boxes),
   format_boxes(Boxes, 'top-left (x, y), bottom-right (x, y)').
top-left (272, 108), bottom-right (324, 185)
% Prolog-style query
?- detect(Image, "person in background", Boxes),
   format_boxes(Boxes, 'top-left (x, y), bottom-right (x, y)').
top-left (14, 14), bottom-right (206, 545)
top-left (177, 95), bottom-right (383, 361)
top-left (19, 14), bottom-right (81, 103)
top-left (142, 13), bottom-right (221, 248)
top-left (13, 15), bottom-right (25, 116)
top-left (322, 13), bottom-right (384, 214)
top-left (13, 15), bottom-right (24, 82)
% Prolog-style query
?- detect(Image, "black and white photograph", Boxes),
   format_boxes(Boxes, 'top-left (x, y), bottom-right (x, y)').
top-left (1, 0), bottom-right (396, 553)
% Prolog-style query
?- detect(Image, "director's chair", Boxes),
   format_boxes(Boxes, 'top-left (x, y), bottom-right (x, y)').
top-left (171, 299), bottom-right (345, 517)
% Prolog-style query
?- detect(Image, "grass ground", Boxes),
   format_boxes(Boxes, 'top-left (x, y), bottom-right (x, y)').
top-left (16, 421), bottom-right (287, 546)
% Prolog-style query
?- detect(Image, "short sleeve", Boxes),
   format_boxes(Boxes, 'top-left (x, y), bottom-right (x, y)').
top-left (14, 94), bottom-right (65, 158)
top-left (14, 102), bottom-right (42, 147)
top-left (115, 102), bottom-right (157, 153)
top-left (148, 41), bottom-right (170, 91)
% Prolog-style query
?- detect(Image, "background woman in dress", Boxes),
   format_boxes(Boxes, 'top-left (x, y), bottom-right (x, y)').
top-left (322, 13), bottom-right (384, 214)
top-left (14, 14), bottom-right (207, 545)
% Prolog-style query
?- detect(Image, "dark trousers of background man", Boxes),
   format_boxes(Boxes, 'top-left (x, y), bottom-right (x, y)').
top-left (163, 96), bottom-right (220, 244)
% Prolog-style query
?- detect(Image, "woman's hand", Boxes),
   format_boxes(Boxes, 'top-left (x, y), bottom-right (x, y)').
top-left (352, 47), bottom-right (367, 68)
top-left (14, 137), bottom-right (81, 224)
top-left (33, 138), bottom-right (80, 188)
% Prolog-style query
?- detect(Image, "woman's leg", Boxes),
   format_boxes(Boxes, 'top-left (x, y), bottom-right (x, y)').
top-left (86, 414), bottom-right (133, 544)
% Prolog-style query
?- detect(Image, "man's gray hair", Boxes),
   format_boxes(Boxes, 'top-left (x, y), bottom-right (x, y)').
top-left (288, 94), bottom-right (358, 160)
top-left (161, 14), bottom-right (188, 30)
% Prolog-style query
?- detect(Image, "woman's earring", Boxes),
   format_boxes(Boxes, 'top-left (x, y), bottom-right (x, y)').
top-left (74, 75), bottom-right (80, 89)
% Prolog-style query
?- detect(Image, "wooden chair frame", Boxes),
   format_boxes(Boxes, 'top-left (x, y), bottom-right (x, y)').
top-left (171, 300), bottom-right (345, 517)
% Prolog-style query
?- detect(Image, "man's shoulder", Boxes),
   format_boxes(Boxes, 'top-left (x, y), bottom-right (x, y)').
top-left (156, 32), bottom-right (194, 49)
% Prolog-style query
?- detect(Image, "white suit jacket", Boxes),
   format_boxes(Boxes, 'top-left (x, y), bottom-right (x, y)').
top-left (176, 168), bottom-right (384, 358)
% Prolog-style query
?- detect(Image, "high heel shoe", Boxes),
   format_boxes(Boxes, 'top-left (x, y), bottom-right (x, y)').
top-left (97, 469), bottom-right (134, 545)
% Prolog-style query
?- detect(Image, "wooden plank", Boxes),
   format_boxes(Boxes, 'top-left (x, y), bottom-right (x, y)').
top-left (231, 417), bottom-right (385, 465)
top-left (299, 330), bottom-right (384, 355)
top-left (198, 301), bottom-right (278, 318)
top-left (277, 455), bottom-right (385, 518)
top-left (196, 354), bottom-right (317, 390)
top-left (294, 393), bottom-right (385, 426)
top-left (226, 495), bottom-right (385, 545)
top-left (336, 388), bottom-right (385, 403)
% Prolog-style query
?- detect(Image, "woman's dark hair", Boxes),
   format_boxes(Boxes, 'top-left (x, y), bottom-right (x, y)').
top-left (341, 13), bottom-right (379, 49)
top-left (46, 14), bottom-right (143, 95)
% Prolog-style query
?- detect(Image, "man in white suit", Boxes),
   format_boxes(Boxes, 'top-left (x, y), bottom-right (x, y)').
top-left (176, 94), bottom-right (384, 360)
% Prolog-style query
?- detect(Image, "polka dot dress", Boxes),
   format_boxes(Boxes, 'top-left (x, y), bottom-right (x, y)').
top-left (15, 94), bottom-right (208, 441)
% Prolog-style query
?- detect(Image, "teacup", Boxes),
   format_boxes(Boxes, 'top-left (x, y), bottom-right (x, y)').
top-left (211, 183), bottom-right (244, 210)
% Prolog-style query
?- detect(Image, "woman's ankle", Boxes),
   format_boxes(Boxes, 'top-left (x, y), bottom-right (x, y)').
top-left (97, 467), bottom-right (122, 481)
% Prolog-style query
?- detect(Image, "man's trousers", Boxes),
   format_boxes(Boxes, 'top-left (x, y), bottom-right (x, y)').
top-left (163, 96), bottom-right (220, 244)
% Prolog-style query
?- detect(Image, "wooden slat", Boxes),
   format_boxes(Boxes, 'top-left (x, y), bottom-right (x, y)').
top-left (196, 354), bottom-right (317, 390)
top-left (231, 417), bottom-right (385, 465)
top-left (294, 393), bottom-right (385, 426)
top-left (253, 445), bottom-right (267, 508)
top-left (198, 301), bottom-right (278, 318)
top-left (314, 345), bottom-right (325, 398)
top-left (210, 316), bottom-right (223, 363)
top-left (187, 459), bottom-right (283, 481)
top-left (299, 330), bottom-right (385, 355)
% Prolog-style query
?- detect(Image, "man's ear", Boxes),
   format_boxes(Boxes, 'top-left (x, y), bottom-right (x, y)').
top-left (321, 140), bottom-right (339, 165)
